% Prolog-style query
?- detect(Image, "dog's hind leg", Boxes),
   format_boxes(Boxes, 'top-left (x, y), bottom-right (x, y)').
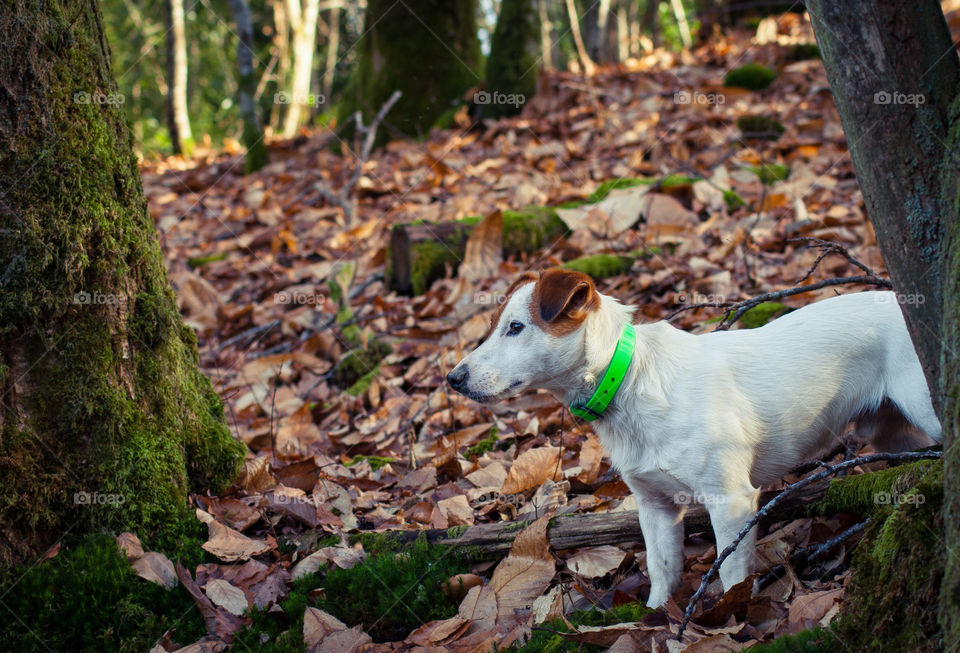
top-left (704, 481), bottom-right (760, 592)
top-left (627, 478), bottom-right (685, 608)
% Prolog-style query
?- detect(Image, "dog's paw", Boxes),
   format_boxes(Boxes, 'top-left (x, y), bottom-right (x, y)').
top-left (646, 589), bottom-right (669, 609)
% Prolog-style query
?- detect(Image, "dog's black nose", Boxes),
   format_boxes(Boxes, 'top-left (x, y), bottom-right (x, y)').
top-left (447, 366), bottom-right (469, 392)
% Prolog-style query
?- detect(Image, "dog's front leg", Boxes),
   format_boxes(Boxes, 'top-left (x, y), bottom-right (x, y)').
top-left (627, 479), bottom-right (685, 608)
top-left (704, 484), bottom-right (760, 592)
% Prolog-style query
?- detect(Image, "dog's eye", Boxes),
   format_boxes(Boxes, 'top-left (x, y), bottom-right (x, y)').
top-left (506, 320), bottom-right (525, 336)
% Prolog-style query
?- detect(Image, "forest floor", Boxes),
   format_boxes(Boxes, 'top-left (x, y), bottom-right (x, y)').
top-left (130, 15), bottom-right (928, 652)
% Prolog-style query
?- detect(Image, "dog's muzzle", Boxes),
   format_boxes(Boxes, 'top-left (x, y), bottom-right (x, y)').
top-left (446, 365), bottom-right (469, 393)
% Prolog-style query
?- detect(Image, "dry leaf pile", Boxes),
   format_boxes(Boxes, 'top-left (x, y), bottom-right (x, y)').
top-left (136, 17), bottom-right (899, 651)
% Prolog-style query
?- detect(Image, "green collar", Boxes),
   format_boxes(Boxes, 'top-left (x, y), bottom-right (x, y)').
top-left (569, 324), bottom-right (636, 422)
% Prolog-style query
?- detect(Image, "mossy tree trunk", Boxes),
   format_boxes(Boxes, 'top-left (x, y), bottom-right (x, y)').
top-left (808, 1), bottom-right (960, 647)
top-left (0, 0), bottom-right (245, 568)
top-left (338, 0), bottom-right (481, 141)
top-left (483, 0), bottom-right (540, 119)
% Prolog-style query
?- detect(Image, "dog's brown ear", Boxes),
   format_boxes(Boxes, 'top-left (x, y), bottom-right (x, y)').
top-left (534, 268), bottom-right (599, 330)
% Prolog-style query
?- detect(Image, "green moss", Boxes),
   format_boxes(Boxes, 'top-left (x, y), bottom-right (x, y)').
top-left (234, 572), bottom-right (326, 652)
top-left (817, 461), bottom-right (937, 517)
top-left (321, 535), bottom-right (470, 641)
top-left (0, 0), bottom-right (244, 567)
top-left (0, 535), bottom-right (205, 653)
top-left (749, 628), bottom-right (835, 652)
top-left (409, 238), bottom-right (462, 296)
top-left (328, 275), bottom-right (393, 388)
top-left (346, 366), bottom-right (379, 396)
top-left (586, 178), bottom-right (649, 203)
top-left (789, 43), bottom-right (821, 61)
top-left (724, 63), bottom-right (777, 90)
top-left (748, 163), bottom-right (791, 185)
top-left (563, 254), bottom-right (634, 280)
top-left (186, 252), bottom-right (227, 268)
top-left (724, 189), bottom-right (747, 210)
top-left (737, 115), bottom-right (786, 140)
top-left (343, 455), bottom-right (396, 471)
top-left (830, 460), bottom-right (944, 650)
top-left (501, 206), bottom-right (570, 255)
top-left (660, 173), bottom-right (701, 189)
top-left (446, 525), bottom-right (469, 538)
top-left (465, 428), bottom-right (500, 458)
top-left (508, 602), bottom-right (653, 652)
top-left (737, 302), bottom-right (791, 328)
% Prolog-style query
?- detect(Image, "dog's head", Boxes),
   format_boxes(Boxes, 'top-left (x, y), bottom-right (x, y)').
top-left (446, 268), bottom-right (601, 403)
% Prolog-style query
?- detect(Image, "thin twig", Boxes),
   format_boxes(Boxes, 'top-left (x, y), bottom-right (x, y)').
top-left (284, 91), bottom-right (402, 221)
top-left (756, 518), bottom-right (870, 591)
top-left (676, 450), bottom-right (941, 641)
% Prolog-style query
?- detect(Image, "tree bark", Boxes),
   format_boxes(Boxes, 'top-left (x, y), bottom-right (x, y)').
top-left (0, 0), bottom-right (245, 568)
top-left (164, 0), bottom-right (193, 155)
top-left (321, 1), bottom-right (340, 102)
top-left (539, 0), bottom-right (554, 72)
top-left (807, 1), bottom-right (960, 647)
top-left (227, 0), bottom-right (269, 173)
top-left (281, 0), bottom-right (321, 138)
top-left (564, 0), bottom-right (596, 76)
top-left (807, 1), bottom-right (958, 411)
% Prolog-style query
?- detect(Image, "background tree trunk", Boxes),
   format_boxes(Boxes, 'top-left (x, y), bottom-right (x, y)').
top-left (808, 0), bottom-right (960, 647)
top-left (281, 0), bottom-right (321, 138)
top-left (321, 1), bottom-right (341, 102)
top-left (0, 0), bottom-right (245, 568)
top-left (483, 0), bottom-right (540, 118)
top-left (227, 0), bottom-right (269, 173)
top-left (339, 0), bottom-right (481, 142)
top-left (164, 0), bottom-right (193, 155)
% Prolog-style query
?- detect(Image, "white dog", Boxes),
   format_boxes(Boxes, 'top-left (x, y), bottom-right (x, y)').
top-left (446, 269), bottom-right (940, 608)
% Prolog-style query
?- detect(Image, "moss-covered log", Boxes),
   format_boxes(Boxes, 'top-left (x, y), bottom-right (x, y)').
top-left (0, 0), bottom-right (245, 568)
top-left (386, 207), bottom-right (569, 295)
top-left (563, 254), bottom-right (634, 280)
top-left (338, 0), bottom-right (481, 142)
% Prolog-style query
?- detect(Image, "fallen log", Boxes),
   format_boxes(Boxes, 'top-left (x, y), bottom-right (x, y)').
top-left (386, 207), bottom-right (569, 295)
top-left (354, 479), bottom-right (832, 559)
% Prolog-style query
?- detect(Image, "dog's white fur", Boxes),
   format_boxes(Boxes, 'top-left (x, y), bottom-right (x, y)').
top-left (448, 274), bottom-right (940, 608)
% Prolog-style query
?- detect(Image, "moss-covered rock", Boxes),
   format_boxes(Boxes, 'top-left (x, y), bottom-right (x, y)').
top-left (564, 254), bottom-right (634, 280)
top-left (737, 114), bottom-right (786, 140)
top-left (482, 0), bottom-right (539, 118)
top-left (724, 63), bottom-right (778, 90)
top-left (0, 0), bottom-right (245, 568)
